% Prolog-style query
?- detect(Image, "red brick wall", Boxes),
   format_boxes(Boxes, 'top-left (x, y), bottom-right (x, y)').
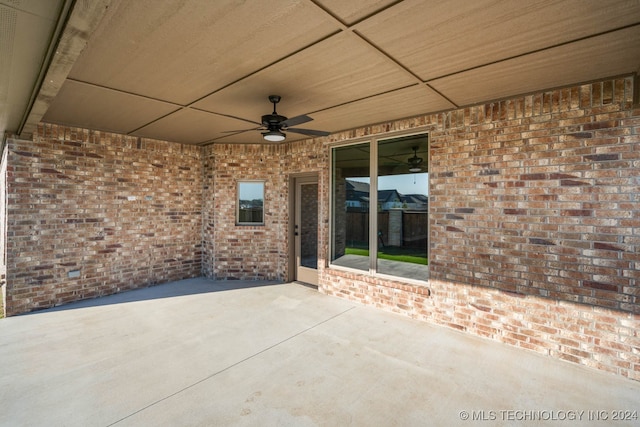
top-left (320, 77), bottom-right (640, 380)
top-left (202, 143), bottom-right (289, 280)
top-left (1, 143), bottom-right (7, 317)
top-left (4, 124), bottom-right (202, 315)
top-left (429, 79), bottom-right (639, 313)
top-left (201, 139), bottom-right (327, 282)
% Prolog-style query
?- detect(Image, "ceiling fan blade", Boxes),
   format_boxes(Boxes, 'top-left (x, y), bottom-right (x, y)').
top-left (222, 126), bottom-right (263, 133)
top-left (287, 128), bottom-right (330, 137)
top-left (281, 114), bottom-right (313, 127)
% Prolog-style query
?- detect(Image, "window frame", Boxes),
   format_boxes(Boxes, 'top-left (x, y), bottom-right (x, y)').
top-left (236, 180), bottom-right (266, 226)
top-left (328, 129), bottom-right (429, 284)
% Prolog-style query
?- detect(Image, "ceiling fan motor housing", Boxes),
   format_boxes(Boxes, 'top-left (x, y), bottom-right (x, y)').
top-left (408, 156), bottom-right (423, 165)
top-left (262, 113), bottom-right (288, 129)
top-left (408, 146), bottom-right (423, 165)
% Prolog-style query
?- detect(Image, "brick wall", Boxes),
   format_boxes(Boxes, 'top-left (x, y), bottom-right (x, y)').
top-left (319, 76), bottom-right (640, 380)
top-left (429, 79), bottom-right (639, 313)
top-left (4, 124), bottom-right (202, 315)
top-left (1, 143), bottom-right (7, 317)
top-left (201, 139), bottom-right (327, 282)
top-left (202, 143), bottom-right (288, 280)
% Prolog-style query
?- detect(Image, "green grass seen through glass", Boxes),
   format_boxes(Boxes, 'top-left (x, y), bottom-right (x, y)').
top-left (345, 247), bottom-right (428, 265)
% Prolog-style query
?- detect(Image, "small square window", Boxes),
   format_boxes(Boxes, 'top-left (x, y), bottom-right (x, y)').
top-left (237, 181), bottom-right (265, 225)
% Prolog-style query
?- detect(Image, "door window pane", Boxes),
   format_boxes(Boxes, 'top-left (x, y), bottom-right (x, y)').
top-left (300, 183), bottom-right (318, 269)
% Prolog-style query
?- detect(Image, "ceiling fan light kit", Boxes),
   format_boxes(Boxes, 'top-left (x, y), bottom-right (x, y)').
top-left (262, 129), bottom-right (286, 142)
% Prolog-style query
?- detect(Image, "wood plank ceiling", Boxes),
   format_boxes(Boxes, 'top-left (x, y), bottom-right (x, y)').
top-left (3, 0), bottom-right (640, 145)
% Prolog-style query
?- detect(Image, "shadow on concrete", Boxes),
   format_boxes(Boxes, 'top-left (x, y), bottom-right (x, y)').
top-left (23, 277), bottom-right (283, 315)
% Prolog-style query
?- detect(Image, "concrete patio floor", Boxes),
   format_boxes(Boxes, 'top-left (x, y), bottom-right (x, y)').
top-left (1, 278), bottom-right (638, 427)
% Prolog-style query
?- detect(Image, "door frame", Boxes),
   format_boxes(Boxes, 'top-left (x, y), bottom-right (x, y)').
top-left (288, 173), bottom-right (319, 285)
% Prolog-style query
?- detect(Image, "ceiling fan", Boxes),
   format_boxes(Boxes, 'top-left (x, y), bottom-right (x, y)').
top-left (225, 95), bottom-right (330, 142)
top-left (407, 146), bottom-right (423, 172)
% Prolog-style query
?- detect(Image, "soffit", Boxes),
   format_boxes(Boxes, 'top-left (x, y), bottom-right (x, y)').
top-left (313, 0), bottom-right (399, 25)
top-left (306, 85), bottom-right (452, 136)
top-left (0, 0), bottom-right (64, 139)
top-left (133, 109), bottom-right (256, 146)
top-left (5, 0), bottom-right (640, 145)
top-left (66, 0), bottom-right (340, 106)
top-left (355, 0), bottom-right (640, 81)
top-left (44, 80), bottom-right (180, 135)
top-left (192, 32), bottom-right (418, 119)
top-left (431, 26), bottom-right (640, 106)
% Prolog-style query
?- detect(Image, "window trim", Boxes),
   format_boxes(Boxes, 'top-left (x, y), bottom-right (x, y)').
top-left (328, 129), bottom-right (430, 284)
top-left (236, 180), bottom-right (265, 226)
